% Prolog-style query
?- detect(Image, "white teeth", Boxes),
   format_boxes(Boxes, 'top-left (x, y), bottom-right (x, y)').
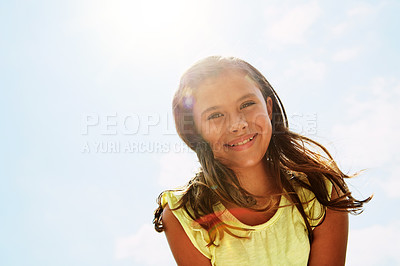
top-left (229, 135), bottom-right (255, 147)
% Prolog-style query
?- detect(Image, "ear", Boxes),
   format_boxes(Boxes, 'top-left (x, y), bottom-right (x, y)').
top-left (266, 97), bottom-right (273, 120)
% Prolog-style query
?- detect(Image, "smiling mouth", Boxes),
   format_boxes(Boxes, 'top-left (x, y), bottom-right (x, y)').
top-left (224, 133), bottom-right (258, 147)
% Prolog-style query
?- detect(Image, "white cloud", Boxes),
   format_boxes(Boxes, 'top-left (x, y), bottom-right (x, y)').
top-left (347, 3), bottom-right (375, 17)
top-left (114, 224), bottom-right (175, 265)
top-left (157, 151), bottom-right (200, 188)
top-left (265, 2), bottom-right (322, 46)
top-left (330, 2), bottom-right (380, 37)
top-left (332, 47), bottom-right (362, 62)
top-left (330, 77), bottom-right (400, 168)
top-left (331, 21), bottom-right (350, 36)
top-left (379, 165), bottom-right (400, 198)
top-left (66, 0), bottom-right (218, 68)
top-left (284, 59), bottom-right (326, 82)
top-left (347, 221), bottom-right (400, 265)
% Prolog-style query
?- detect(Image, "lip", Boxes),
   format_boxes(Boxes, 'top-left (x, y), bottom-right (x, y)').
top-left (223, 133), bottom-right (258, 151)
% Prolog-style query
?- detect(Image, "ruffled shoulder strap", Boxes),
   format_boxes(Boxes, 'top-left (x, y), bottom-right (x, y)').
top-left (161, 190), bottom-right (212, 258)
top-left (286, 170), bottom-right (333, 228)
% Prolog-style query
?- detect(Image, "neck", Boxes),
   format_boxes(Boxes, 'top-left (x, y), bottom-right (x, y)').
top-left (232, 159), bottom-right (278, 198)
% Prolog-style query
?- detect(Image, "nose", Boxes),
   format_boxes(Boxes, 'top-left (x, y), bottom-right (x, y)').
top-left (230, 114), bottom-right (248, 133)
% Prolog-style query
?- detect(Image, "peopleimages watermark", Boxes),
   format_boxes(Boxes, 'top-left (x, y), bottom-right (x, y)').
top-left (81, 112), bottom-right (177, 135)
top-left (80, 112), bottom-right (318, 153)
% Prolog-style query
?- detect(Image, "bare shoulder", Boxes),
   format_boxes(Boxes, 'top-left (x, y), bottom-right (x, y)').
top-left (308, 185), bottom-right (349, 266)
top-left (163, 204), bottom-right (212, 266)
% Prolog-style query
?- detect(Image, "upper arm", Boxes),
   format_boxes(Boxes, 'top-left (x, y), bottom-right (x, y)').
top-left (308, 186), bottom-right (349, 266)
top-left (163, 204), bottom-right (212, 266)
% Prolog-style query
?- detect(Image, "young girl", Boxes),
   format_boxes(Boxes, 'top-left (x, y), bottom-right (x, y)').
top-left (153, 56), bottom-right (371, 265)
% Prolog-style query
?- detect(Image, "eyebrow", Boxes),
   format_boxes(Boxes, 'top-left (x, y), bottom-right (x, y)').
top-left (201, 92), bottom-right (258, 117)
top-left (237, 92), bottom-right (257, 102)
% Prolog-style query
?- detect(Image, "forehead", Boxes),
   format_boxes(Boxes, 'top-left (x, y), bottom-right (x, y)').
top-left (193, 70), bottom-right (263, 107)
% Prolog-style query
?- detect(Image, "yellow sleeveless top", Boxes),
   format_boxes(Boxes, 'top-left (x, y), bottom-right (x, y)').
top-left (161, 171), bottom-right (332, 266)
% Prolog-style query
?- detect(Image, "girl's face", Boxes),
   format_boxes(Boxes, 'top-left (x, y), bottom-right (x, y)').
top-left (193, 70), bottom-right (273, 171)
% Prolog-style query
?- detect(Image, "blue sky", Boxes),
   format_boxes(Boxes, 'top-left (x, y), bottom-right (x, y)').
top-left (1, 0), bottom-right (399, 265)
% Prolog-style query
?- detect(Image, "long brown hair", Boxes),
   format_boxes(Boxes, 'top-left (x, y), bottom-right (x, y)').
top-left (153, 56), bottom-right (371, 246)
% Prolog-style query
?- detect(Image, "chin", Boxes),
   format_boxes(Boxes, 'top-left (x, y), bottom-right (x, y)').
top-left (217, 155), bottom-right (265, 170)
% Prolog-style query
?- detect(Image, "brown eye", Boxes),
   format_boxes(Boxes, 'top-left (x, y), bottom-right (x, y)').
top-left (207, 113), bottom-right (223, 120)
top-left (240, 101), bottom-right (255, 109)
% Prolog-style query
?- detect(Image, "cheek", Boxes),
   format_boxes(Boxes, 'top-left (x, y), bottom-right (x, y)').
top-left (201, 121), bottom-right (226, 143)
top-left (205, 135), bottom-right (227, 160)
top-left (200, 124), bottom-right (228, 156)
top-left (252, 112), bottom-right (272, 132)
